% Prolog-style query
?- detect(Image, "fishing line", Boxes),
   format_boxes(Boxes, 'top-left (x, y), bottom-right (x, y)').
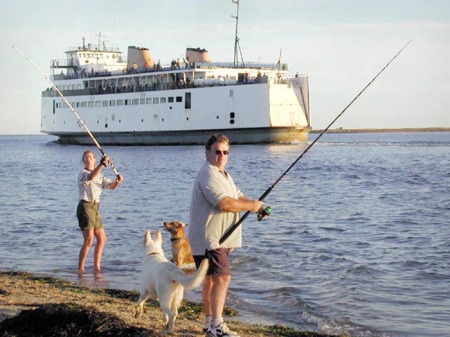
top-left (220, 40), bottom-right (412, 244)
top-left (12, 46), bottom-right (120, 177)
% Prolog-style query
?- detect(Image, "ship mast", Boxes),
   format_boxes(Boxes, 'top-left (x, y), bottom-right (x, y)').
top-left (232, 0), bottom-right (245, 67)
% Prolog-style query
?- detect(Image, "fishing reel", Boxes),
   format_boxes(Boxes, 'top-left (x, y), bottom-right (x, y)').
top-left (257, 206), bottom-right (272, 221)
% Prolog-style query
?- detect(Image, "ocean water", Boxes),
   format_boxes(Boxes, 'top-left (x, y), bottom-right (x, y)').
top-left (0, 132), bottom-right (449, 337)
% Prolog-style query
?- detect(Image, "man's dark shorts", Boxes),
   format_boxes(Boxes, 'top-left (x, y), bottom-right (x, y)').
top-left (194, 248), bottom-right (231, 276)
top-left (76, 200), bottom-right (104, 231)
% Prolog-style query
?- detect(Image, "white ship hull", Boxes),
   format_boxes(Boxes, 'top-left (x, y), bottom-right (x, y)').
top-left (41, 40), bottom-right (310, 145)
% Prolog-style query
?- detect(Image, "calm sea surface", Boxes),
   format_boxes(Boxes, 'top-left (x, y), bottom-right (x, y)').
top-left (1, 132), bottom-right (449, 337)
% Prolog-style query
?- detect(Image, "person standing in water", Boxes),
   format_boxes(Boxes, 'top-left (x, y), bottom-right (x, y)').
top-left (77, 150), bottom-right (123, 273)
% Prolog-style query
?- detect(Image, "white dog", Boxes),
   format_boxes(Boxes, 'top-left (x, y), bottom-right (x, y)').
top-left (135, 229), bottom-right (209, 334)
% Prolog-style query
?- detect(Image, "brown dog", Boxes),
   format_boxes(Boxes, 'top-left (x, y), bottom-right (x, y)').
top-left (163, 221), bottom-right (195, 267)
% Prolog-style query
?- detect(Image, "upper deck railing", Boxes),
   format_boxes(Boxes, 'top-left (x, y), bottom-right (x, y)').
top-left (66, 45), bottom-right (121, 53)
top-left (41, 73), bottom-right (306, 98)
top-left (50, 58), bottom-right (288, 80)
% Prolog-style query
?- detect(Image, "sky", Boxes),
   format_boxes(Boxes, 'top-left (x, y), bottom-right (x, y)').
top-left (1, 0), bottom-right (449, 134)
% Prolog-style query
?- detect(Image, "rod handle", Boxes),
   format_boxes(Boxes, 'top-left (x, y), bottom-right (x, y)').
top-left (219, 211), bottom-right (250, 244)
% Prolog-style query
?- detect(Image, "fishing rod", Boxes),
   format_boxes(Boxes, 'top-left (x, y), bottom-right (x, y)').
top-left (12, 46), bottom-right (120, 177)
top-left (220, 40), bottom-right (412, 244)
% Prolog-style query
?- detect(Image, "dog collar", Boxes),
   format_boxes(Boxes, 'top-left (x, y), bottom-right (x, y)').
top-left (170, 238), bottom-right (181, 242)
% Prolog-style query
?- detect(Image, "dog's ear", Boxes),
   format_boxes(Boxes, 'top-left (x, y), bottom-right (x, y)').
top-left (155, 229), bottom-right (162, 242)
top-left (144, 230), bottom-right (151, 244)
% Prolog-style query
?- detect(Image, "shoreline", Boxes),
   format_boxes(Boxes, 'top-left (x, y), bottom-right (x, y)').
top-left (0, 270), bottom-right (341, 337)
top-left (310, 127), bottom-right (450, 133)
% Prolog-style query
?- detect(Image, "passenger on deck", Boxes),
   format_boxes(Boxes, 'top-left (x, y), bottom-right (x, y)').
top-left (183, 57), bottom-right (190, 69)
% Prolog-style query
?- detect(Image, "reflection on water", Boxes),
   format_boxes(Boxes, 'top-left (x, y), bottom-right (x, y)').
top-left (78, 270), bottom-right (111, 289)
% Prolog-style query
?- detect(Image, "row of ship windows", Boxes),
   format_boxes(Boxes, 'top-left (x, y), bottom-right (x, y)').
top-left (79, 53), bottom-right (116, 59)
top-left (69, 52), bottom-right (118, 60)
top-left (56, 96), bottom-right (183, 108)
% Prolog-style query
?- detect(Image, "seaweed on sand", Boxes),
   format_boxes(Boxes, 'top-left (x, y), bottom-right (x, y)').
top-left (0, 303), bottom-right (155, 337)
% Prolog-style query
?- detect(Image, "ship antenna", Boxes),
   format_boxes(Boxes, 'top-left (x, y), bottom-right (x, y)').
top-left (277, 48), bottom-right (282, 75)
top-left (12, 45), bottom-right (121, 178)
top-left (232, 0), bottom-right (245, 67)
top-left (219, 40), bottom-right (412, 244)
top-left (97, 32), bottom-right (103, 50)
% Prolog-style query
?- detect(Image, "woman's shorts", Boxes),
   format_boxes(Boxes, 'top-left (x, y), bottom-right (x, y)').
top-left (194, 248), bottom-right (231, 276)
top-left (76, 200), bottom-right (104, 231)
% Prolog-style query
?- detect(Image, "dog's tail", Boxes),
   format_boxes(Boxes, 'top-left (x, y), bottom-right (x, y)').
top-left (173, 258), bottom-right (209, 289)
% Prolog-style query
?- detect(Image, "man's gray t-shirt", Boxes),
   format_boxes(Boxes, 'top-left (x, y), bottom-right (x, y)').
top-left (189, 161), bottom-right (244, 255)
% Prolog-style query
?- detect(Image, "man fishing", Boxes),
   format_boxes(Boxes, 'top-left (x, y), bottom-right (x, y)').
top-left (189, 134), bottom-right (264, 337)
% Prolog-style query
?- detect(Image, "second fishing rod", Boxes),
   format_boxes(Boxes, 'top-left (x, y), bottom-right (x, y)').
top-left (220, 40), bottom-right (412, 245)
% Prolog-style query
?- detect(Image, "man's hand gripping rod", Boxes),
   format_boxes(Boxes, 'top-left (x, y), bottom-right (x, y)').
top-left (13, 46), bottom-right (120, 177)
top-left (219, 40), bottom-right (412, 245)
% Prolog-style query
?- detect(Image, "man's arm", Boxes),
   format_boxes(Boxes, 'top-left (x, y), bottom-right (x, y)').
top-left (218, 196), bottom-right (263, 213)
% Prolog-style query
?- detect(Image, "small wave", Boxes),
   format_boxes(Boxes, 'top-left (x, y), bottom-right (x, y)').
top-left (231, 253), bottom-right (272, 271)
top-left (319, 225), bottom-right (345, 232)
top-left (417, 270), bottom-right (450, 281)
top-left (304, 311), bottom-right (392, 337)
top-left (345, 264), bottom-right (379, 277)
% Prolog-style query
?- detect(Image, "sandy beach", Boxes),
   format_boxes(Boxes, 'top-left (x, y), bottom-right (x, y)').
top-left (0, 270), bottom-right (340, 337)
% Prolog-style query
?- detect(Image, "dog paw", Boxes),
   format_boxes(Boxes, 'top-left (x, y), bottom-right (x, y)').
top-left (163, 327), bottom-right (175, 335)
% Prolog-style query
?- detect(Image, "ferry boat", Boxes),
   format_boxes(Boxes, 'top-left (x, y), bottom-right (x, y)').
top-left (41, 18), bottom-right (310, 145)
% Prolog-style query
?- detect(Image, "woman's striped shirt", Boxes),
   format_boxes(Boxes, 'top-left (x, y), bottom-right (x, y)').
top-left (78, 169), bottom-right (113, 203)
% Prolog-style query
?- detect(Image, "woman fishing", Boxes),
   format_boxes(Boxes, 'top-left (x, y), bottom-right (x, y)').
top-left (77, 150), bottom-right (123, 273)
